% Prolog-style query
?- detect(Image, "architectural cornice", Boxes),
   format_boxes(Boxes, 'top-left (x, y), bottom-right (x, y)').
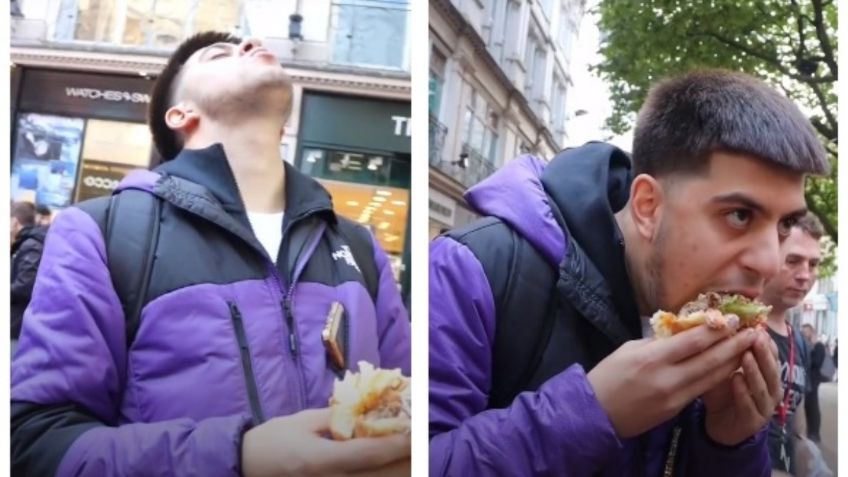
top-left (11, 46), bottom-right (411, 100)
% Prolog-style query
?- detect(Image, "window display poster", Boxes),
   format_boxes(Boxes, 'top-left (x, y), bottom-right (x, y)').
top-left (11, 113), bottom-right (85, 209)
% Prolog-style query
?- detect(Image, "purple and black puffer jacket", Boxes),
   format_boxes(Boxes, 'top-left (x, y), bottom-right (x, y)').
top-left (11, 144), bottom-right (410, 476)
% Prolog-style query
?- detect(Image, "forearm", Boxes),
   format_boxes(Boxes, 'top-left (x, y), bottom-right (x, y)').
top-left (12, 400), bottom-right (252, 477)
top-left (430, 365), bottom-right (622, 476)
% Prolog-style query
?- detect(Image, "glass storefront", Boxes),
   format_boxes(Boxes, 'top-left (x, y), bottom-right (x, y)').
top-left (297, 92), bottom-right (411, 296)
top-left (10, 68), bottom-right (154, 212)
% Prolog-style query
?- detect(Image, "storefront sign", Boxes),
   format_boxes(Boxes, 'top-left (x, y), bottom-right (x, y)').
top-left (19, 69), bottom-right (154, 122)
top-left (64, 87), bottom-right (150, 103)
top-left (75, 159), bottom-right (136, 202)
top-left (300, 93), bottom-right (411, 154)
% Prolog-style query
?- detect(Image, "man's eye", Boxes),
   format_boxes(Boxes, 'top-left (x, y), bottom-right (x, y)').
top-left (726, 209), bottom-right (752, 228)
top-left (778, 217), bottom-right (797, 237)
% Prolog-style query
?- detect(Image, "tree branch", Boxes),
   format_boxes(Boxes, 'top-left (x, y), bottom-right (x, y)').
top-left (805, 190), bottom-right (838, 242)
top-left (811, 0), bottom-right (838, 78)
top-left (699, 32), bottom-right (835, 83)
top-left (811, 118), bottom-right (836, 141)
top-left (808, 81), bottom-right (838, 135)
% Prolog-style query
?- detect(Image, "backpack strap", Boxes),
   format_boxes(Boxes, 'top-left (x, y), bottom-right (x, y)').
top-left (336, 219), bottom-right (380, 303)
top-left (446, 217), bottom-right (558, 408)
top-left (104, 190), bottom-right (162, 347)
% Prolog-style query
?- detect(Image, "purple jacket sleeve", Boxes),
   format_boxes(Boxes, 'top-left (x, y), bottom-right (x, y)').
top-left (371, 233), bottom-right (411, 376)
top-left (11, 207), bottom-right (252, 477)
top-left (429, 237), bottom-right (623, 476)
top-left (684, 402), bottom-right (771, 477)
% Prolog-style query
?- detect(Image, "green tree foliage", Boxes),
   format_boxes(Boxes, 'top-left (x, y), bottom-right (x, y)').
top-left (595, 0), bottom-right (838, 260)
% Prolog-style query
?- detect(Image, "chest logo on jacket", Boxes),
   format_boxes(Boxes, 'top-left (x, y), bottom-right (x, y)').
top-left (332, 245), bottom-right (361, 273)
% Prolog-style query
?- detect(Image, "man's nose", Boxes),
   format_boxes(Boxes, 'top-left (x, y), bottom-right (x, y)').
top-left (238, 38), bottom-right (263, 56)
top-left (795, 264), bottom-right (812, 283)
top-left (740, 231), bottom-right (781, 282)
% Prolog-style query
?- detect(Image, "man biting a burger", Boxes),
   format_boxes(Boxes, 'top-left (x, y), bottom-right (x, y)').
top-left (430, 69), bottom-right (829, 475)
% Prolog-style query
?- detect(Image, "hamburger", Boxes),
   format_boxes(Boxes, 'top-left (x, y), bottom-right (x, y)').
top-left (650, 292), bottom-right (770, 338)
top-left (329, 361), bottom-right (411, 440)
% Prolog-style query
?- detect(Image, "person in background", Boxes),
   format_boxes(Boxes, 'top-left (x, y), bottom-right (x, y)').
top-left (760, 212), bottom-right (824, 475)
top-left (10, 201), bottom-right (47, 354)
top-left (35, 204), bottom-right (52, 227)
top-left (802, 323), bottom-right (826, 443)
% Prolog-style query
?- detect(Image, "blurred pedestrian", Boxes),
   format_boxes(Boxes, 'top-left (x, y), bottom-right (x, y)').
top-left (10, 201), bottom-right (47, 355)
top-left (802, 323), bottom-right (826, 443)
top-left (760, 212), bottom-right (824, 474)
top-left (35, 204), bottom-right (52, 227)
top-left (11, 32), bottom-right (410, 476)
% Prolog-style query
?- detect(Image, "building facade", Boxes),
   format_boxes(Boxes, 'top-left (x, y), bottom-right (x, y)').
top-left (428, 0), bottom-right (584, 237)
top-left (11, 0), bottom-right (412, 296)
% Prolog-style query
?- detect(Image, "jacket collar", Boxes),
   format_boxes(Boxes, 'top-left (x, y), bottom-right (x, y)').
top-left (155, 143), bottom-right (335, 224)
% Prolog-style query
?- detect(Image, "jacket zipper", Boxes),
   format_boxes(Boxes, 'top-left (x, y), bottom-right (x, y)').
top-left (267, 264), bottom-right (307, 410)
top-left (228, 302), bottom-right (265, 424)
top-left (662, 425), bottom-right (682, 477)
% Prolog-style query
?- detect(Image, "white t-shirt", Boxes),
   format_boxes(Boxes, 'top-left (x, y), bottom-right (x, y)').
top-left (247, 211), bottom-right (284, 262)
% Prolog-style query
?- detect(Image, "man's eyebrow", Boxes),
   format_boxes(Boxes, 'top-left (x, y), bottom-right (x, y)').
top-left (711, 193), bottom-right (767, 214)
top-left (196, 42), bottom-right (235, 61)
top-left (711, 192), bottom-right (807, 220)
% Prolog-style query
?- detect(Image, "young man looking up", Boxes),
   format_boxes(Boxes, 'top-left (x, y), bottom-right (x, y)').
top-left (12, 32), bottom-right (410, 477)
top-left (429, 69), bottom-right (828, 475)
top-left (760, 213), bottom-right (824, 475)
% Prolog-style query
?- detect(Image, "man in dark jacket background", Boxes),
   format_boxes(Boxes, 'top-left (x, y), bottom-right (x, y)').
top-left (802, 323), bottom-right (827, 443)
top-left (10, 201), bottom-right (47, 348)
top-left (430, 70), bottom-right (829, 476)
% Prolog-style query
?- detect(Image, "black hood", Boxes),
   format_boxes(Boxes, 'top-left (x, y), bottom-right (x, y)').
top-left (540, 142), bottom-right (642, 338)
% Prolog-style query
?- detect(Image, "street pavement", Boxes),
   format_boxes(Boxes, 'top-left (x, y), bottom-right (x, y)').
top-left (818, 382), bottom-right (837, 474)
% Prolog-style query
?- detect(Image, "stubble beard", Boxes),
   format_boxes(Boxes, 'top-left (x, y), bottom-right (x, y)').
top-left (644, 221), bottom-right (669, 314)
top-left (193, 69), bottom-right (292, 123)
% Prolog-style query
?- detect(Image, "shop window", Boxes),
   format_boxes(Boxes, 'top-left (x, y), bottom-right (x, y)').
top-left (76, 119), bottom-right (152, 202)
top-left (300, 147), bottom-right (408, 189)
top-left (11, 113), bottom-right (84, 209)
top-left (320, 180), bottom-right (409, 259)
top-left (331, 0), bottom-right (410, 70)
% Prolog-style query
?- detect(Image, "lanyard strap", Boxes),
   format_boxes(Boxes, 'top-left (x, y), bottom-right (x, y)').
top-left (777, 323), bottom-right (796, 428)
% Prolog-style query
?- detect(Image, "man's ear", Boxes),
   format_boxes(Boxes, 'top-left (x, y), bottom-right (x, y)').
top-left (164, 102), bottom-right (200, 136)
top-left (629, 174), bottom-right (665, 241)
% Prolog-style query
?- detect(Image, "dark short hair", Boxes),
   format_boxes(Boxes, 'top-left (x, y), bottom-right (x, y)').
top-left (149, 31), bottom-right (241, 161)
top-left (35, 204), bottom-right (51, 217)
top-left (11, 201), bottom-right (36, 226)
top-left (632, 69), bottom-right (829, 177)
top-left (795, 211), bottom-right (825, 240)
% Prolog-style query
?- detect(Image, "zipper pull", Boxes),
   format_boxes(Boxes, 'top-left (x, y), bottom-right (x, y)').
top-left (283, 298), bottom-right (298, 356)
